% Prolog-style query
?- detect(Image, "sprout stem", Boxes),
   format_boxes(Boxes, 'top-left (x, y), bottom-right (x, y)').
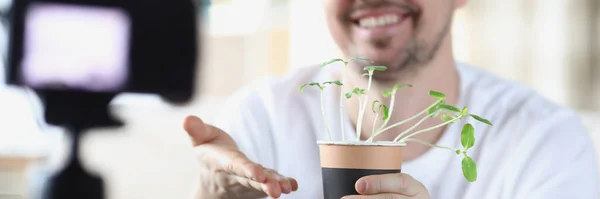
top-left (320, 90), bottom-right (332, 140)
top-left (404, 138), bottom-right (458, 153)
top-left (396, 116), bottom-right (461, 142)
top-left (356, 72), bottom-right (373, 141)
top-left (339, 63), bottom-right (348, 141)
top-left (393, 114), bottom-right (430, 141)
top-left (378, 93), bottom-right (395, 131)
top-left (355, 97), bottom-right (363, 140)
top-left (368, 112), bottom-right (379, 142)
top-left (370, 100), bottom-right (440, 141)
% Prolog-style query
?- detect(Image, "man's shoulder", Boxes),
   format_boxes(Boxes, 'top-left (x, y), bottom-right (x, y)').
top-left (457, 62), bottom-right (589, 147)
top-left (457, 63), bottom-right (598, 198)
top-left (457, 62), bottom-right (576, 123)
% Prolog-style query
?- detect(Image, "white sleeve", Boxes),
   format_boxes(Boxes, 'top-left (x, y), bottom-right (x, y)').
top-left (207, 82), bottom-right (277, 168)
top-left (509, 110), bottom-right (600, 198)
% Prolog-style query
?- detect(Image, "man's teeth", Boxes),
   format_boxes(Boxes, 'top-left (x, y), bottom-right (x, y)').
top-left (358, 14), bottom-right (399, 29)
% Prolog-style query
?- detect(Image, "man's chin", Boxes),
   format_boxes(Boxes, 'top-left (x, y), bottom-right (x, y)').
top-left (351, 56), bottom-right (417, 81)
top-left (351, 54), bottom-right (399, 69)
top-left (370, 71), bottom-right (405, 82)
top-left (354, 48), bottom-right (402, 64)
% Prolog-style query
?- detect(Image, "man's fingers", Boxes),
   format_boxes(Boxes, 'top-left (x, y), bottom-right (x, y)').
top-left (233, 175), bottom-right (281, 198)
top-left (232, 167), bottom-right (298, 198)
top-left (223, 153), bottom-right (268, 183)
top-left (264, 168), bottom-right (293, 194)
top-left (355, 173), bottom-right (422, 196)
top-left (183, 115), bottom-right (218, 146)
top-left (263, 176), bottom-right (282, 198)
top-left (289, 178), bottom-right (299, 191)
top-left (341, 193), bottom-right (410, 199)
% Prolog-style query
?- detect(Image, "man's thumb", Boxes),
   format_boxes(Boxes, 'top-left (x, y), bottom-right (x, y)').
top-left (183, 115), bottom-right (218, 146)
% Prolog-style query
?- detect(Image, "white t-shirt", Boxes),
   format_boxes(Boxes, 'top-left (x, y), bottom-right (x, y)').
top-left (210, 62), bottom-right (600, 199)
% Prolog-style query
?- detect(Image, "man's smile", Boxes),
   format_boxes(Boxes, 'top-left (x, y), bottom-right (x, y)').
top-left (349, 6), bottom-right (416, 39)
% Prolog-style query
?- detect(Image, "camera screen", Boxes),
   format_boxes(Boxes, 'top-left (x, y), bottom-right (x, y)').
top-left (20, 2), bottom-right (131, 92)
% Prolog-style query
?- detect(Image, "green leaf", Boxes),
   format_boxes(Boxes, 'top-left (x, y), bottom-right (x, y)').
top-left (439, 104), bottom-right (461, 113)
top-left (427, 106), bottom-right (439, 115)
top-left (323, 81), bottom-right (343, 86)
top-left (356, 88), bottom-right (366, 95)
top-left (380, 104), bottom-right (389, 120)
top-left (309, 82), bottom-right (324, 89)
top-left (382, 84), bottom-right (412, 97)
top-left (345, 91), bottom-right (352, 99)
top-left (345, 88), bottom-right (365, 99)
top-left (298, 84), bottom-right (308, 93)
top-left (429, 90), bottom-right (446, 99)
top-left (347, 57), bottom-right (374, 63)
top-left (427, 100), bottom-right (444, 115)
top-left (372, 100), bottom-right (380, 113)
top-left (469, 114), bottom-right (493, 126)
top-left (320, 58), bottom-right (345, 67)
top-left (382, 90), bottom-right (394, 97)
top-left (298, 82), bottom-right (323, 92)
top-left (364, 66), bottom-right (387, 71)
top-left (394, 84), bottom-right (412, 90)
top-left (441, 114), bottom-right (454, 122)
top-left (362, 73), bottom-right (369, 76)
top-left (462, 156), bottom-right (478, 182)
top-left (461, 123), bottom-right (475, 150)
top-left (462, 107), bottom-right (469, 115)
top-left (455, 149), bottom-right (461, 155)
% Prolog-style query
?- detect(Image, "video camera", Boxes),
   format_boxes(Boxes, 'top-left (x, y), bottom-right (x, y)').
top-left (3, 0), bottom-right (201, 198)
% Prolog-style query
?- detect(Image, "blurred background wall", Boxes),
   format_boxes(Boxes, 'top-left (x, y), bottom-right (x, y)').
top-left (202, 0), bottom-right (600, 112)
top-left (0, 0), bottom-right (599, 198)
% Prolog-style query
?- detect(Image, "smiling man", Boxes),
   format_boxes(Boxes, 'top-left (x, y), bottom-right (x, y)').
top-left (182, 0), bottom-right (600, 198)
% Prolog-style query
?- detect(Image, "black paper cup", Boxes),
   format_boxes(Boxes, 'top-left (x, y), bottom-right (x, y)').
top-left (317, 141), bottom-right (405, 199)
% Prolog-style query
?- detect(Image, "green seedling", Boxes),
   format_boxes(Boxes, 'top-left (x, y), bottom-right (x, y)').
top-left (299, 80), bottom-right (343, 140)
top-left (368, 100), bottom-right (389, 141)
top-left (301, 57), bottom-right (493, 182)
top-left (318, 57), bottom-right (374, 141)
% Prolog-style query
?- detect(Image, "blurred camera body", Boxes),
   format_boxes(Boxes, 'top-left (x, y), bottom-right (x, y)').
top-left (2, 1), bottom-right (200, 198)
top-left (6, 0), bottom-right (200, 104)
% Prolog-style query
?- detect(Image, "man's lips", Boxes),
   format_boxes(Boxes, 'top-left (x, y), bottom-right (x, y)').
top-left (349, 6), bottom-right (415, 21)
top-left (346, 7), bottom-right (416, 40)
top-left (351, 12), bottom-right (409, 29)
top-left (348, 6), bottom-right (416, 29)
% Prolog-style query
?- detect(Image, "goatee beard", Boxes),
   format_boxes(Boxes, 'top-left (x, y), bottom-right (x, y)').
top-left (365, 14), bottom-right (453, 82)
